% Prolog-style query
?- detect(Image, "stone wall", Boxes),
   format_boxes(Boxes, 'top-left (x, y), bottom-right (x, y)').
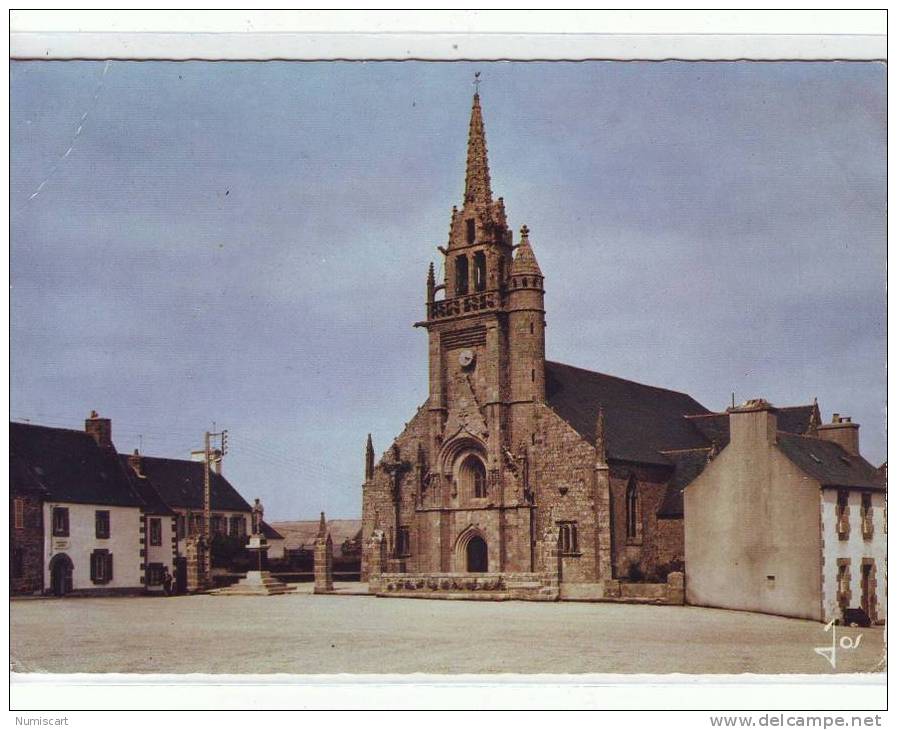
top-left (375, 571), bottom-right (558, 601)
top-left (530, 406), bottom-right (606, 583)
top-left (608, 463), bottom-right (674, 580)
top-left (10, 492), bottom-right (43, 595)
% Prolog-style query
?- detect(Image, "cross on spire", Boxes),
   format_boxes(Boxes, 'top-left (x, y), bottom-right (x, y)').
top-left (473, 71), bottom-right (481, 94)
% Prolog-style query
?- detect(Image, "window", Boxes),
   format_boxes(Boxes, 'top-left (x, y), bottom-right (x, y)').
top-left (396, 526), bottom-right (411, 557)
top-left (455, 255), bottom-right (469, 295)
top-left (861, 493), bottom-right (873, 540)
top-left (836, 491), bottom-right (850, 539)
top-left (95, 510), bottom-right (110, 539)
top-left (837, 562), bottom-right (850, 606)
top-left (626, 479), bottom-right (640, 542)
top-left (473, 251), bottom-right (487, 291)
top-left (230, 515), bottom-right (246, 538)
top-left (13, 498), bottom-right (24, 529)
top-left (90, 549), bottom-right (113, 585)
top-left (149, 518), bottom-right (162, 546)
top-left (466, 218), bottom-right (476, 245)
top-left (211, 515), bottom-right (226, 535)
top-left (52, 507), bottom-right (69, 537)
top-left (147, 563), bottom-right (164, 586)
top-left (558, 522), bottom-right (579, 555)
top-left (459, 454), bottom-right (488, 499)
top-left (175, 514), bottom-right (186, 540)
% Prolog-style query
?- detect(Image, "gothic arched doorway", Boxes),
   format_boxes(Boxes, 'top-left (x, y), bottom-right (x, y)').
top-left (466, 535), bottom-right (488, 573)
top-left (49, 553), bottom-right (73, 596)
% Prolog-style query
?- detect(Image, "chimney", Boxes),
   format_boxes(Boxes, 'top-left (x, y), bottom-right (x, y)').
top-left (128, 448), bottom-right (144, 477)
top-left (85, 410), bottom-right (112, 449)
top-left (816, 413), bottom-right (860, 456)
top-left (727, 398), bottom-right (778, 446)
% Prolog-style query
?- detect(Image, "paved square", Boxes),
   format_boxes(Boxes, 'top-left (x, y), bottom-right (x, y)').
top-left (10, 588), bottom-right (885, 674)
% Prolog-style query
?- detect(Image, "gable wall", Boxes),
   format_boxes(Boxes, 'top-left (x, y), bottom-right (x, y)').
top-left (684, 420), bottom-right (823, 620)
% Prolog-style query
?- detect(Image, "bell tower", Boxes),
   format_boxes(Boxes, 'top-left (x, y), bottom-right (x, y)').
top-left (417, 88), bottom-right (545, 508)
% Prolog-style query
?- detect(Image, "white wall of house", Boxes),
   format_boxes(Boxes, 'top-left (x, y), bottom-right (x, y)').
top-left (820, 489), bottom-right (887, 624)
top-left (144, 513), bottom-right (177, 592)
top-left (267, 537), bottom-right (285, 560)
top-left (685, 407), bottom-right (824, 621)
top-left (43, 502), bottom-right (142, 592)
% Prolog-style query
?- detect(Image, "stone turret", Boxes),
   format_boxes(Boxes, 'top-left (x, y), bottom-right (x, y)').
top-left (507, 225), bottom-right (546, 406)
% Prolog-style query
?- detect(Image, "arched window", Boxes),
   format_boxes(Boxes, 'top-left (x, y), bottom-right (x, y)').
top-left (459, 454), bottom-right (487, 498)
top-left (473, 251), bottom-right (487, 292)
top-left (455, 255), bottom-right (469, 295)
top-left (626, 478), bottom-right (640, 542)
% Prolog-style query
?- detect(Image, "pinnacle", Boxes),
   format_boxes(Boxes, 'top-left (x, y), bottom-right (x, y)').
top-left (464, 92), bottom-right (492, 206)
top-left (510, 225), bottom-right (542, 276)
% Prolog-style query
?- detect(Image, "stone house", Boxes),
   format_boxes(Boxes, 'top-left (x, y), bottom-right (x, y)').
top-left (10, 412), bottom-right (256, 596)
top-left (10, 416), bottom-right (145, 596)
top-left (685, 400), bottom-right (886, 624)
top-left (359, 91), bottom-right (882, 610)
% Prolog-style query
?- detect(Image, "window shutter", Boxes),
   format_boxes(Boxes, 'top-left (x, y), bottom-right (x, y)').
top-left (107, 553), bottom-right (113, 582)
top-left (63, 509), bottom-right (69, 536)
top-left (90, 552), bottom-right (97, 583)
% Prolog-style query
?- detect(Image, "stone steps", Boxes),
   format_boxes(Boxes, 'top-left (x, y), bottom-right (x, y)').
top-left (209, 571), bottom-right (296, 597)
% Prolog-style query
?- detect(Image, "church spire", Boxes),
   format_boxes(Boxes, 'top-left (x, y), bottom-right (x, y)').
top-left (464, 91), bottom-right (492, 206)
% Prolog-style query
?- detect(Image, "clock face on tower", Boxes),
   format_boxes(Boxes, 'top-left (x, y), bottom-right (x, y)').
top-left (458, 349), bottom-right (476, 369)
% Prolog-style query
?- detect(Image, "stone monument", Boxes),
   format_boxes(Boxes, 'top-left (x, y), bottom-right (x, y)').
top-left (313, 511), bottom-right (334, 593)
top-left (209, 497), bottom-right (293, 597)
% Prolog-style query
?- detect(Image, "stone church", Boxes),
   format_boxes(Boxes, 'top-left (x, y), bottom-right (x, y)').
top-left (359, 91), bottom-right (875, 604)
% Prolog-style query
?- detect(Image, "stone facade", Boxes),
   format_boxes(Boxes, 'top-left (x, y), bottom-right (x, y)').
top-left (360, 92), bottom-right (686, 600)
top-left (10, 491), bottom-right (44, 595)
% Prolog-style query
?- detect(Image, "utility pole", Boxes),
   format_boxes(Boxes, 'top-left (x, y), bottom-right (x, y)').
top-left (201, 427), bottom-right (228, 588)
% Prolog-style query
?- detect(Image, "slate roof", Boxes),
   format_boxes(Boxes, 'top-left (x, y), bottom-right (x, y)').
top-left (686, 404), bottom-right (819, 448)
top-left (10, 452), bottom-right (48, 494)
top-left (776, 433), bottom-right (885, 491)
top-left (10, 422), bottom-right (144, 507)
top-left (545, 361), bottom-right (711, 465)
top-left (656, 448), bottom-right (712, 518)
top-left (118, 456), bottom-right (176, 516)
top-left (133, 456), bottom-right (252, 512)
top-left (260, 520), bottom-right (284, 540)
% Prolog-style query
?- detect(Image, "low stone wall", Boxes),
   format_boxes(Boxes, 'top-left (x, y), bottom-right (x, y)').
top-left (602, 571), bottom-right (685, 605)
top-left (373, 571), bottom-right (559, 601)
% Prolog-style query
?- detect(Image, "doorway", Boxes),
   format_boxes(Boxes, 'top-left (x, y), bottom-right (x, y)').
top-left (49, 553), bottom-right (73, 596)
top-left (466, 535), bottom-right (488, 573)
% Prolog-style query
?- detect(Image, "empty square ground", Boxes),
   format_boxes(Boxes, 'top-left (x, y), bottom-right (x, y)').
top-left (10, 585), bottom-right (885, 675)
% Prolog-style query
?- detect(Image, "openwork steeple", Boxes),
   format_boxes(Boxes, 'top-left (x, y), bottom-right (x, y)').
top-left (464, 93), bottom-right (493, 206)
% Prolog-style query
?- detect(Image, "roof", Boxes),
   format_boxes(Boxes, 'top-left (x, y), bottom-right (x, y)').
top-left (545, 361), bottom-right (711, 465)
top-left (776, 433), bottom-right (885, 491)
top-left (133, 456), bottom-right (252, 512)
top-left (260, 520), bottom-right (284, 540)
top-left (10, 422), bottom-right (144, 507)
top-left (118, 455), bottom-right (176, 516)
top-left (661, 404), bottom-right (824, 514)
top-left (10, 452), bottom-right (48, 494)
top-left (270, 519), bottom-right (362, 557)
top-left (656, 448), bottom-right (712, 518)
top-left (686, 404), bottom-right (819, 448)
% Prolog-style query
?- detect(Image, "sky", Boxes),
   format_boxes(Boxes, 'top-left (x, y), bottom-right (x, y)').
top-left (10, 61), bottom-right (886, 521)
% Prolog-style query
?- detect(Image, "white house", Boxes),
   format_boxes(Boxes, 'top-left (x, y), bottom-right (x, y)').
top-left (685, 400), bottom-right (886, 625)
top-left (11, 414), bottom-right (146, 596)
